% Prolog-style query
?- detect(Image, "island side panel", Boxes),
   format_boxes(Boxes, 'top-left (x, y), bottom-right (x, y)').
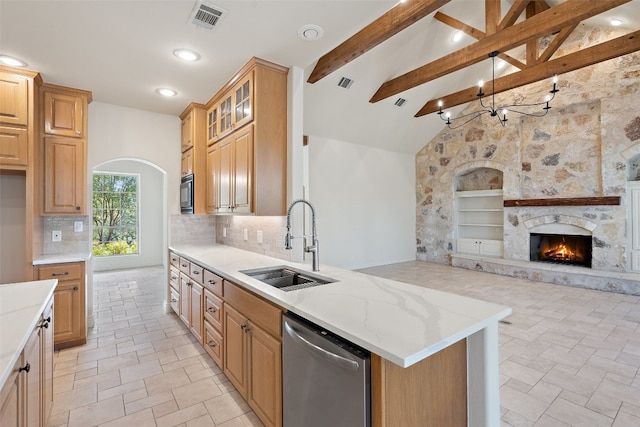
top-left (371, 338), bottom-right (467, 427)
top-left (467, 322), bottom-right (500, 427)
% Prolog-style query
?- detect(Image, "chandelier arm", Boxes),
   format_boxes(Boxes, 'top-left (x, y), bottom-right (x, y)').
top-left (438, 108), bottom-right (493, 122)
top-left (503, 107), bottom-right (551, 118)
top-left (443, 110), bottom-right (492, 129)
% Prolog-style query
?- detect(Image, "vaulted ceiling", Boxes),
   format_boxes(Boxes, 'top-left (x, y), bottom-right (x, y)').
top-left (1, 0), bottom-right (638, 154)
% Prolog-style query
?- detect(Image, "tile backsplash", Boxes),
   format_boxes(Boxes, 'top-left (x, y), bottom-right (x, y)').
top-left (215, 215), bottom-right (292, 261)
top-left (42, 216), bottom-right (91, 255)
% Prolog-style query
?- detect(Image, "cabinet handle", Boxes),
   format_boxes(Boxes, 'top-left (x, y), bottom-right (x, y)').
top-left (73, 286), bottom-right (79, 291)
top-left (52, 272), bottom-right (69, 277)
top-left (240, 324), bottom-right (247, 331)
top-left (182, 263), bottom-right (188, 268)
top-left (207, 307), bottom-right (217, 313)
top-left (171, 298), bottom-right (177, 303)
top-left (207, 341), bottom-right (217, 348)
top-left (193, 271), bottom-right (200, 275)
top-left (208, 280), bottom-right (216, 285)
top-left (75, 129), bottom-right (81, 134)
top-left (75, 206), bottom-right (81, 211)
top-left (19, 363), bottom-right (30, 373)
top-left (44, 316), bottom-right (51, 323)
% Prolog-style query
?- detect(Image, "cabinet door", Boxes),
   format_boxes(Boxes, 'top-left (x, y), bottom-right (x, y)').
top-left (181, 112), bottom-right (193, 152)
top-left (207, 105), bottom-right (219, 144)
top-left (0, 71), bottom-right (29, 126)
top-left (206, 143), bottom-right (220, 213)
top-left (218, 95), bottom-right (233, 139)
top-left (190, 282), bottom-right (204, 343)
top-left (23, 326), bottom-right (41, 427)
top-left (0, 125), bottom-right (28, 167)
top-left (181, 148), bottom-right (193, 177)
top-left (53, 280), bottom-right (84, 345)
top-left (43, 91), bottom-right (84, 138)
top-left (0, 357), bottom-right (22, 427)
top-left (224, 304), bottom-right (248, 398)
top-left (41, 298), bottom-right (54, 426)
top-left (43, 136), bottom-right (86, 214)
top-left (179, 274), bottom-right (191, 327)
top-left (233, 73), bottom-right (253, 130)
top-left (218, 136), bottom-right (234, 211)
top-left (457, 238), bottom-right (479, 255)
top-left (247, 321), bottom-right (282, 427)
top-left (479, 239), bottom-right (504, 257)
top-left (233, 125), bottom-right (253, 213)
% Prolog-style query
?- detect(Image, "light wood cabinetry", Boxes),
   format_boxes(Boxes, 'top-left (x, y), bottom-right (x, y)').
top-left (177, 260), bottom-right (204, 344)
top-left (224, 281), bottom-right (282, 427)
top-left (35, 262), bottom-right (86, 349)
top-left (0, 71), bottom-right (29, 126)
top-left (179, 104), bottom-right (207, 214)
top-left (0, 294), bottom-right (54, 427)
top-left (0, 125), bottom-right (29, 168)
top-left (0, 69), bottom-right (36, 169)
top-left (456, 189), bottom-right (504, 257)
top-left (40, 84), bottom-right (91, 215)
top-left (204, 57), bottom-right (288, 216)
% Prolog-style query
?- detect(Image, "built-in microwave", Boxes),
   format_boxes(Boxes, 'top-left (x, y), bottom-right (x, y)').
top-left (180, 174), bottom-right (194, 214)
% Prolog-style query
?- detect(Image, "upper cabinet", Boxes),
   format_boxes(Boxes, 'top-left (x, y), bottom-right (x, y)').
top-left (204, 58), bottom-right (288, 216)
top-left (40, 83), bottom-right (92, 215)
top-left (0, 67), bottom-right (41, 170)
top-left (179, 103), bottom-right (207, 214)
top-left (43, 91), bottom-right (85, 138)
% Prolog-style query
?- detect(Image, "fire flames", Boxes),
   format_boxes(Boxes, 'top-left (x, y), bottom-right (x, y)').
top-left (541, 237), bottom-right (584, 263)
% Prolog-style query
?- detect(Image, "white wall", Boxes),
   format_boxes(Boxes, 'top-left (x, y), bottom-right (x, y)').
top-left (92, 160), bottom-right (165, 272)
top-left (0, 174), bottom-right (26, 283)
top-left (308, 136), bottom-right (415, 270)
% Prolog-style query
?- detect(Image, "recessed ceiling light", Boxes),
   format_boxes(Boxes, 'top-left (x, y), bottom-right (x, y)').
top-left (173, 49), bottom-right (201, 62)
top-left (156, 88), bottom-right (177, 97)
top-left (452, 30), bottom-right (463, 43)
top-left (0, 55), bottom-right (28, 67)
top-left (298, 24), bottom-right (324, 41)
top-left (610, 18), bottom-right (623, 27)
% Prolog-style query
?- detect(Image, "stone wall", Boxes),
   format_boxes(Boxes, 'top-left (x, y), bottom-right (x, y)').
top-left (416, 26), bottom-right (640, 277)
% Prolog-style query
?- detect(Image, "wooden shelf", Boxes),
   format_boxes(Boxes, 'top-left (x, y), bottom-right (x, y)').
top-left (504, 196), bottom-right (620, 207)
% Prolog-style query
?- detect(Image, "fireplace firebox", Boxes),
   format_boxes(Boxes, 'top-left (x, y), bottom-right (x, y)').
top-left (530, 233), bottom-right (592, 268)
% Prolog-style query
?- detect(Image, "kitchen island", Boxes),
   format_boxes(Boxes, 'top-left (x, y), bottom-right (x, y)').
top-left (170, 244), bottom-right (511, 426)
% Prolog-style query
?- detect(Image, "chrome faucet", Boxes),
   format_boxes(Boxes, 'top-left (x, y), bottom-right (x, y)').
top-left (285, 199), bottom-right (319, 271)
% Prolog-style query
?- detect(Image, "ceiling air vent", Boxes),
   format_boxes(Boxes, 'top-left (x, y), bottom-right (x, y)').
top-left (394, 98), bottom-right (407, 107)
top-left (189, 1), bottom-right (227, 30)
top-left (337, 77), bottom-right (354, 90)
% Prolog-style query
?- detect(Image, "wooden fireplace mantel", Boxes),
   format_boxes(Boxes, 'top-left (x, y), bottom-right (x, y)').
top-left (503, 196), bottom-right (621, 207)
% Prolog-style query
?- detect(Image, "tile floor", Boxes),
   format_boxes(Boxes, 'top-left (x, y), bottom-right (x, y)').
top-left (48, 262), bottom-right (640, 427)
top-left (49, 266), bottom-right (263, 427)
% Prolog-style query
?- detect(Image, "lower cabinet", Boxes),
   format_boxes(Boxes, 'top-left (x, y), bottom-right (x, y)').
top-left (0, 295), bottom-right (54, 427)
top-left (178, 271), bottom-right (204, 345)
top-left (35, 262), bottom-right (85, 349)
top-left (457, 238), bottom-right (503, 257)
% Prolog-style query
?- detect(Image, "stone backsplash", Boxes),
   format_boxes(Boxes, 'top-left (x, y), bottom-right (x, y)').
top-left (415, 25), bottom-right (640, 280)
top-left (42, 216), bottom-right (91, 255)
top-left (215, 215), bottom-right (292, 261)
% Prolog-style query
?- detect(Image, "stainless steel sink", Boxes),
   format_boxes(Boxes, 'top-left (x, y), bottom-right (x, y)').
top-left (240, 266), bottom-right (336, 292)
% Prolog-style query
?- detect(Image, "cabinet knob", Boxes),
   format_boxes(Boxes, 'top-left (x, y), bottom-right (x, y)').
top-left (171, 298), bottom-right (177, 303)
top-left (19, 363), bottom-right (30, 373)
top-left (75, 206), bottom-right (81, 211)
top-left (193, 271), bottom-right (200, 275)
top-left (75, 129), bottom-right (81, 134)
top-left (207, 307), bottom-right (217, 313)
top-left (207, 341), bottom-right (217, 348)
top-left (73, 286), bottom-right (79, 291)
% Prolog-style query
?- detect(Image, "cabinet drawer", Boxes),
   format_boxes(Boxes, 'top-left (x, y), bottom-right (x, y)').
top-left (178, 257), bottom-right (191, 274)
top-left (37, 262), bottom-right (82, 281)
top-left (204, 289), bottom-right (223, 332)
top-left (224, 281), bottom-right (282, 338)
top-left (170, 287), bottom-right (180, 314)
top-left (190, 263), bottom-right (204, 283)
top-left (169, 266), bottom-right (180, 291)
top-left (0, 125), bottom-right (28, 167)
top-left (203, 269), bottom-right (223, 297)
top-left (169, 252), bottom-right (179, 268)
top-left (204, 320), bottom-right (224, 369)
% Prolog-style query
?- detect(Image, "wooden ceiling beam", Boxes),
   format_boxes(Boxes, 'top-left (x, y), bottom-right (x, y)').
top-left (537, 24), bottom-right (579, 64)
top-left (434, 11), bottom-right (525, 70)
top-left (485, 0), bottom-right (501, 35)
top-left (497, 0), bottom-right (530, 31)
top-left (306, 0), bottom-right (450, 84)
top-left (370, 0), bottom-right (630, 103)
top-left (415, 29), bottom-right (640, 117)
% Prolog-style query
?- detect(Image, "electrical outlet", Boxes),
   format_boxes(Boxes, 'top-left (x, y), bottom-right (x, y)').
top-left (74, 221), bottom-right (83, 232)
top-left (243, 229), bottom-right (248, 241)
top-left (257, 230), bottom-right (263, 244)
top-left (52, 230), bottom-right (62, 242)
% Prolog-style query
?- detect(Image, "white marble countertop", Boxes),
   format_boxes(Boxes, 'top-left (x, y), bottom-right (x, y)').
top-left (33, 252), bottom-right (91, 265)
top-left (0, 279), bottom-right (57, 390)
top-left (170, 244), bottom-right (512, 367)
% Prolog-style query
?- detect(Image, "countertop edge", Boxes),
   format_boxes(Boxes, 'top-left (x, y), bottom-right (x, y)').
top-left (33, 252), bottom-right (92, 265)
top-left (0, 279), bottom-right (58, 390)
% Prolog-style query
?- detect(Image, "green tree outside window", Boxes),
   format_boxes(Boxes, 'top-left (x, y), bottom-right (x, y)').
top-left (92, 173), bottom-right (139, 256)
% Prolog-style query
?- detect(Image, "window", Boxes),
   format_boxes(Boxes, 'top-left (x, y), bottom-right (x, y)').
top-left (92, 173), bottom-right (139, 256)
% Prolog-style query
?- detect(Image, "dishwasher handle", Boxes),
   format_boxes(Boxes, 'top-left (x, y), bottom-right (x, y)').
top-left (284, 320), bottom-right (360, 372)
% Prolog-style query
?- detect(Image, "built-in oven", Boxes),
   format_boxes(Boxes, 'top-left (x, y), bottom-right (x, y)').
top-left (180, 174), bottom-right (194, 214)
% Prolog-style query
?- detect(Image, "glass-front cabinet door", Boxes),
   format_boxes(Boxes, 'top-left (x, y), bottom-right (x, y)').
top-left (233, 72), bottom-right (253, 130)
top-left (219, 95), bottom-right (233, 139)
top-left (207, 105), bottom-right (218, 144)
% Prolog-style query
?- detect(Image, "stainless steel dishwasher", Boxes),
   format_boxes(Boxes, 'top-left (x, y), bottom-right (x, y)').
top-left (282, 312), bottom-right (371, 427)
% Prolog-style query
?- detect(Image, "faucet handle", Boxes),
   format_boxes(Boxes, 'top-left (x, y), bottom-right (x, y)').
top-left (285, 233), bottom-right (293, 250)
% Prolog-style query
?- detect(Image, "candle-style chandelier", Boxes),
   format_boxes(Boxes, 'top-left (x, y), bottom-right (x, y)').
top-left (437, 51), bottom-right (559, 129)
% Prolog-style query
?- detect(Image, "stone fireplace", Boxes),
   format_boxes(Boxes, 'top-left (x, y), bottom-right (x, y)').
top-left (529, 233), bottom-right (592, 268)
